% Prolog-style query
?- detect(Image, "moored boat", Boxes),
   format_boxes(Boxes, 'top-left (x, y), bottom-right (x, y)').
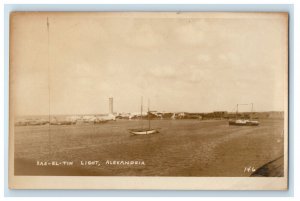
top-left (129, 97), bottom-right (159, 135)
top-left (229, 119), bottom-right (260, 126)
top-left (129, 128), bottom-right (159, 135)
top-left (229, 103), bottom-right (260, 126)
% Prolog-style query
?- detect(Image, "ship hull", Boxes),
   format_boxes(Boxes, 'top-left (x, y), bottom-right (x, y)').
top-left (229, 120), bottom-right (259, 126)
top-left (129, 129), bottom-right (159, 135)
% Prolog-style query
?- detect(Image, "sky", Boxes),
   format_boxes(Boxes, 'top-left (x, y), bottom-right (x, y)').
top-left (11, 12), bottom-right (288, 115)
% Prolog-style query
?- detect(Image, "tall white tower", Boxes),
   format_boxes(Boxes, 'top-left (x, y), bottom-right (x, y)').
top-left (109, 97), bottom-right (113, 114)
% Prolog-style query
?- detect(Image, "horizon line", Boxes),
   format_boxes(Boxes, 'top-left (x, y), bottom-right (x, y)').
top-left (15, 110), bottom-right (285, 117)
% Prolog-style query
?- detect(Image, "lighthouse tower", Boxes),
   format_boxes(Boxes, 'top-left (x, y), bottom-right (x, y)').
top-left (109, 97), bottom-right (113, 114)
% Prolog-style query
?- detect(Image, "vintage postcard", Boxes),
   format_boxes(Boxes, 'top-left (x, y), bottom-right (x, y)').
top-left (9, 12), bottom-right (288, 190)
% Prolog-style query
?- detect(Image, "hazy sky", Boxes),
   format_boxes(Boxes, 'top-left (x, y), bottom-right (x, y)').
top-left (11, 12), bottom-right (287, 115)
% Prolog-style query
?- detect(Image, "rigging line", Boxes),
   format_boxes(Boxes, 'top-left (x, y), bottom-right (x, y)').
top-left (230, 106), bottom-right (236, 113)
top-left (238, 103), bottom-right (251, 105)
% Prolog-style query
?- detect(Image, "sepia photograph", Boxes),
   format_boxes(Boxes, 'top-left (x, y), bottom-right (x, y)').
top-left (9, 12), bottom-right (288, 189)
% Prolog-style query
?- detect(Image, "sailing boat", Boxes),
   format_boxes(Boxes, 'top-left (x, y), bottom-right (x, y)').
top-left (129, 97), bottom-right (159, 135)
top-left (228, 103), bottom-right (260, 126)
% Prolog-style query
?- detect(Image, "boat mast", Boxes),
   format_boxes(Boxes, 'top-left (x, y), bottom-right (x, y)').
top-left (148, 99), bottom-right (150, 130)
top-left (141, 96), bottom-right (143, 129)
top-left (236, 104), bottom-right (238, 120)
top-left (250, 103), bottom-right (253, 120)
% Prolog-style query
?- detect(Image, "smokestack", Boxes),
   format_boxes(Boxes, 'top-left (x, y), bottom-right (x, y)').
top-left (109, 97), bottom-right (113, 114)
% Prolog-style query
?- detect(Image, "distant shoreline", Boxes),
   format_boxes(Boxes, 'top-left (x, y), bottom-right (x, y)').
top-left (15, 111), bottom-right (284, 118)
